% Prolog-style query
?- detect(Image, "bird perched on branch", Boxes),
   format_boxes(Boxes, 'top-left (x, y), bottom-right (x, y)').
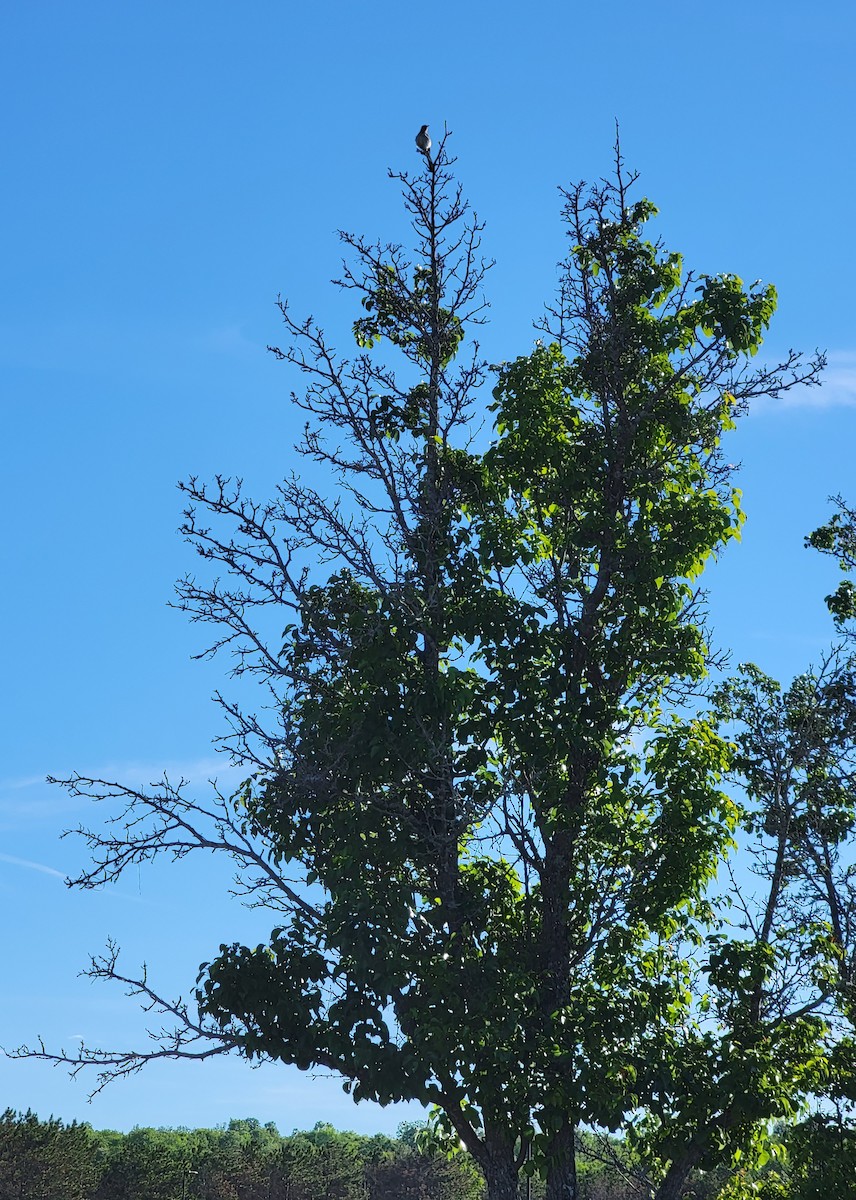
top-left (415, 124), bottom-right (431, 157)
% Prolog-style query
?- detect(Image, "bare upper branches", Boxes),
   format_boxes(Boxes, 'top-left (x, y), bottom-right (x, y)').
top-left (53, 771), bottom-right (323, 924)
top-left (7, 939), bottom-right (241, 1097)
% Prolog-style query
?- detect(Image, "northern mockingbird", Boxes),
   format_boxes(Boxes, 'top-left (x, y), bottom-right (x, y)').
top-left (415, 124), bottom-right (431, 156)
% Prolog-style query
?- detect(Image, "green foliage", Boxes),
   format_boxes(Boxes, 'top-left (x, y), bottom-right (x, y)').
top-left (0, 1108), bottom-right (101, 1200)
top-left (783, 1112), bottom-right (856, 1199)
top-left (97, 1126), bottom-right (191, 1200)
top-left (703, 657), bottom-right (856, 1195)
top-left (199, 166), bottom-right (768, 1185)
top-left (353, 263), bottom-right (464, 370)
top-left (0, 1112), bottom-right (486, 1200)
top-left (42, 138), bottom-right (826, 1200)
top-left (807, 497), bottom-right (856, 625)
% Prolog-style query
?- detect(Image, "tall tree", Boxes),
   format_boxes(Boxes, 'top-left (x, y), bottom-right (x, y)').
top-left (14, 135), bottom-right (823, 1200)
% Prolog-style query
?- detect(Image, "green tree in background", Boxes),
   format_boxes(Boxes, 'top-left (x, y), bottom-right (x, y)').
top-left (0, 1109), bottom-right (100, 1200)
top-left (95, 1127), bottom-right (191, 1200)
top-left (18, 135), bottom-right (826, 1200)
top-left (15, 1105), bottom-right (856, 1198)
top-left (711, 525), bottom-right (856, 1197)
top-left (189, 1117), bottom-right (280, 1200)
top-left (0, 1111), bottom-right (490, 1200)
top-left (781, 1110), bottom-right (856, 1199)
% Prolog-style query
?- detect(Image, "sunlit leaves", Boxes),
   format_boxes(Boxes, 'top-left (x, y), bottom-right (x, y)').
top-left (188, 157), bottom-right (820, 1199)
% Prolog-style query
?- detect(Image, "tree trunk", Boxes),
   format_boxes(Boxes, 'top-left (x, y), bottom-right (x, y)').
top-left (545, 1122), bottom-right (578, 1200)
top-left (545, 1162), bottom-right (578, 1200)
top-left (654, 1145), bottom-right (704, 1200)
top-left (482, 1144), bottom-right (519, 1200)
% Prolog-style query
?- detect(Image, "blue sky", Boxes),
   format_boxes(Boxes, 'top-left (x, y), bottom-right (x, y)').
top-left (2, 0), bottom-right (855, 1135)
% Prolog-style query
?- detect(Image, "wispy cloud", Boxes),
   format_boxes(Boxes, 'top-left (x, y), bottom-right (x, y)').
top-left (0, 847), bottom-right (177, 908)
top-left (0, 852), bottom-right (65, 880)
top-left (0, 756), bottom-right (247, 832)
top-left (1, 756), bottom-right (242, 795)
top-left (97, 755), bottom-right (246, 788)
top-left (195, 323), bottom-right (260, 358)
top-left (0, 774), bottom-right (51, 791)
top-left (752, 352), bottom-right (856, 413)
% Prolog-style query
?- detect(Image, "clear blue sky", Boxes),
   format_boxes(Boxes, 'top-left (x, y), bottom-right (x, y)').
top-left (2, 0), bottom-right (854, 1135)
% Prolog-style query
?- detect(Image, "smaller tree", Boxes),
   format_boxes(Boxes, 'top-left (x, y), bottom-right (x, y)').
top-left (286, 1124), bottom-right (367, 1200)
top-left (808, 495), bottom-right (856, 625)
top-left (369, 1124), bottom-right (484, 1200)
top-left (0, 1109), bottom-right (102, 1200)
top-left (192, 1119), bottom-right (279, 1200)
top-left (782, 1108), bottom-right (856, 1199)
top-left (714, 655), bottom-right (856, 1016)
top-left (95, 1126), bottom-right (192, 1200)
top-left (710, 653), bottom-right (856, 1193)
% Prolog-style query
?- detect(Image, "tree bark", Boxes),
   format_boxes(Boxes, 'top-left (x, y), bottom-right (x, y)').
top-left (545, 1122), bottom-right (578, 1200)
top-left (478, 1126), bottom-right (520, 1200)
top-left (482, 1148), bottom-right (519, 1200)
top-left (654, 1144), bottom-right (704, 1200)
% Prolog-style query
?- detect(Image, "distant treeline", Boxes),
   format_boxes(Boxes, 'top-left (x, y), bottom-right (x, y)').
top-left (0, 1110), bottom-right (643, 1200)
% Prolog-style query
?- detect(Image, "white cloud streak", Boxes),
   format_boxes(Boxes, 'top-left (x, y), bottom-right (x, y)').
top-left (0, 852), bottom-right (65, 880)
top-left (752, 352), bottom-right (856, 413)
top-left (0, 756), bottom-right (245, 825)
